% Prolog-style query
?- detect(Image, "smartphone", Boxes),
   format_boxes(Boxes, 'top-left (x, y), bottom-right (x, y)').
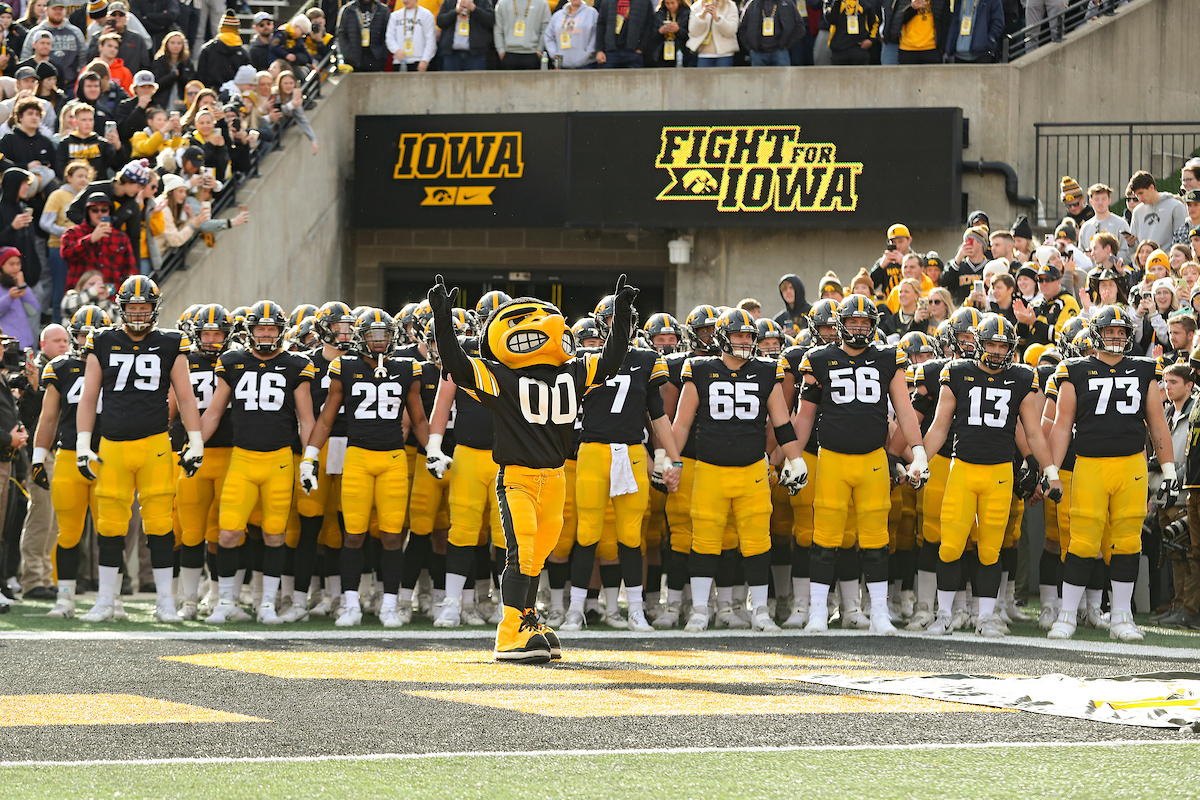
top-left (973, 280), bottom-right (985, 294)
top-left (202, 167), bottom-right (215, 181)
top-left (104, 120), bottom-right (116, 137)
top-left (886, 243), bottom-right (897, 252)
top-left (238, 203), bottom-right (248, 214)
top-left (104, 283), bottom-right (115, 295)
top-left (169, 110), bottom-right (180, 121)
top-left (100, 214), bottom-right (111, 223)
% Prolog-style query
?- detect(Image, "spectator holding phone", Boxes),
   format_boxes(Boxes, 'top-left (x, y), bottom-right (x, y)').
top-left (54, 100), bottom-right (121, 177)
top-left (60, 191), bottom-right (135, 289)
top-left (59, 267), bottom-right (119, 320)
top-left (0, 246), bottom-right (38, 347)
top-left (686, 0), bottom-right (738, 67)
top-left (0, 167), bottom-right (42, 286)
top-left (184, 107), bottom-right (229, 180)
top-left (130, 104), bottom-right (183, 159)
top-left (39, 159), bottom-right (90, 320)
top-left (269, 70), bottom-right (317, 156)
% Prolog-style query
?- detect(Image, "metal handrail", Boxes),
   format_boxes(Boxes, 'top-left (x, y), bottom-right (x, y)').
top-left (1000, 0), bottom-right (1122, 63)
top-left (152, 52), bottom-right (337, 285)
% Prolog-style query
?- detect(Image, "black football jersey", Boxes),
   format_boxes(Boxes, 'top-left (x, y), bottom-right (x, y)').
top-left (453, 385), bottom-right (493, 450)
top-left (41, 355), bottom-right (101, 451)
top-left (215, 349), bottom-right (317, 451)
top-left (85, 327), bottom-right (189, 441)
top-left (412, 361), bottom-right (455, 456)
top-left (580, 347), bottom-right (668, 445)
top-left (170, 350), bottom-right (234, 450)
top-left (309, 349), bottom-right (348, 438)
top-left (330, 355), bottom-right (420, 451)
top-left (940, 360), bottom-right (1038, 465)
top-left (665, 350), bottom-right (698, 459)
top-left (683, 355), bottom-right (782, 467)
top-left (1054, 355), bottom-right (1160, 459)
top-left (1042, 370), bottom-right (1077, 471)
top-left (914, 357), bottom-right (954, 458)
top-left (779, 344), bottom-right (820, 456)
top-left (459, 354), bottom-right (609, 469)
top-left (800, 342), bottom-right (908, 455)
top-left (393, 343), bottom-right (424, 361)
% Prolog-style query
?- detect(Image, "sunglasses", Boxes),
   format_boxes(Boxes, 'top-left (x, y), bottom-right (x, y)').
top-left (928, 298), bottom-right (943, 305)
top-left (1125, 197), bottom-right (1137, 203)
top-left (1036, 276), bottom-right (1055, 283)
top-left (1066, 200), bottom-right (1083, 209)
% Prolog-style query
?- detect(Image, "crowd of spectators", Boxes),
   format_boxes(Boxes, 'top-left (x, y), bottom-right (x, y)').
top-left (0, 0), bottom-right (330, 331)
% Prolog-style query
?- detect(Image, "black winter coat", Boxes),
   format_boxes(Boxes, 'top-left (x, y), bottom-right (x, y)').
top-left (150, 55), bottom-right (198, 111)
top-left (436, 0), bottom-right (496, 57)
top-left (595, 0), bottom-right (655, 54)
top-left (0, 168), bottom-right (43, 287)
top-left (336, 1), bottom-right (390, 69)
top-left (739, 0), bottom-right (806, 53)
top-left (195, 38), bottom-right (250, 90)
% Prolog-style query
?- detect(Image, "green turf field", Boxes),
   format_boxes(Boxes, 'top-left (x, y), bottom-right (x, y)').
top-left (5, 744), bottom-right (1199, 799)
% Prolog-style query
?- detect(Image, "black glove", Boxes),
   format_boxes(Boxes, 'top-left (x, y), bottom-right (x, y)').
top-left (31, 462), bottom-right (48, 490)
top-left (428, 273), bottom-right (458, 315)
top-left (1016, 456), bottom-right (1038, 499)
top-left (613, 272), bottom-right (639, 311)
top-left (1041, 474), bottom-right (1062, 503)
top-left (1159, 475), bottom-right (1181, 505)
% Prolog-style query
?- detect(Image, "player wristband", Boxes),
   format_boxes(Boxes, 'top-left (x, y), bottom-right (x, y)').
top-left (76, 432), bottom-right (91, 454)
top-left (304, 445), bottom-right (320, 462)
top-left (427, 433), bottom-right (443, 455)
top-left (187, 431), bottom-right (204, 453)
top-left (1042, 465), bottom-right (1059, 482)
top-left (773, 421), bottom-right (797, 445)
top-left (672, 461), bottom-right (683, 468)
top-left (32, 447), bottom-right (47, 464)
top-left (1161, 463), bottom-right (1177, 481)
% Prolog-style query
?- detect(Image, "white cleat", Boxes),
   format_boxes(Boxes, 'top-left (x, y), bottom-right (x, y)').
top-left (804, 608), bottom-right (829, 633)
top-left (1005, 601), bottom-right (1032, 623)
top-left (112, 599), bottom-right (127, 620)
top-left (379, 607), bottom-right (404, 628)
top-left (997, 605), bottom-right (1013, 625)
top-left (627, 609), bottom-right (654, 633)
top-left (905, 608), bottom-right (935, 631)
top-left (869, 612), bottom-right (898, 635)
top-left (560, 608), bottom-right (586, 632)
top-left (179, 599), bottom-right (199, 621)
top-left (257, 602), bottom-right (282, 624)
top-left (277, 594), bottom-right (293, 616)
top-left (198, 585), bottom-right (219, 617)
top-left (545, 608), bottom-right (567, 628)
top-left (335, 604), bottom-right (363, 627)
top-left (926, 612), bottom-right (955, 635)
top-left (950, 608), bottom-right (972, 631)
top-left (684, 609), bottom-right (710, 633)
top-left (782, 598), bottom-right (810, 629)
top-left (714, 604), bottom-right (750, 630)
top-left (976, 614), bottom-right (1007, 638)
top-left (899, 590), bottom-right (915, 620)
top-left (308, 595), bottom-right (333, 617)
top-left (417, 592), bottom-right (433, 618)
top-left (206, 600), bottom-right (252, 624)
top-left (487, 603), bottom-right (504, 625)
top-left (461, 605), bottom-right (487, 626)
top-left (155, 597), bottom-right (183, 623)
top-left (279, 603), bottom-right (310, 623)
top-left (1108, 611), bottom-right (1144, 642)
top-left (1084, 606), bottom-right (1110, 630)
top-left (434, 599), bottom-right (462, 628)
top-left (841, 608), bottom-right (871, 630)
top-left (1047, 609), bottom-right (1077, 640)
top-left (47, 590), bottom-right (76, 619)
top-left (751, 605), bottom-right (781, 632)
top-left (602, 611), bottom-right (629, 629)
top-left (652, 602), bottom-right (681, 629)
top-left (80, 601), bottom-right (115, 623)
top-left (398, 605), bottom-right (414, 625)
top-left (1037, 603), bottom-right (1059, 630)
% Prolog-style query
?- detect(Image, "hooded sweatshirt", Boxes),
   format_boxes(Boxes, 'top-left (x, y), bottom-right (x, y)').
top-left (0, 167), bottom-right (43, 287)
top-left (773, 273), bottom-right (810, 326)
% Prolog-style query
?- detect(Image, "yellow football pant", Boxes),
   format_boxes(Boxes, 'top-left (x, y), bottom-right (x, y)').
top-left (218, 447), bottom-right (295, 535)
top-left (666, 456), bottom-right (695, 555)
top-left (813, 447), bottom-right (891, 550)
top-left (52, 449), bottom-right (99, 548)
top-left (575, 441), bottom-right (648, 551)
top-left (1069, 454), bottom-right (1146, 558)
top-left (177, 447), bottom-right (232, 547)
top-left (939, 460), bottom-right (1013, 566)
top-left (1056, 469), bottom-right (1073, 557)
top-left (497, 465), bottom-right (565, 578)
top-left (920, 453), bottom-right (952, 544)
top-left (448, 444), bottom-right (503, 549)
top-left (402, 444), bottom-right (417, 529)
top-left (1003, 491), bottom-right (1024, 549)
top-left (341, 446), bottom-right (409, 535)
top-left (296, 441), bottom-right (338, 518)
top-left (643, 486), bottom-right (667, 549)
top-left (889, 483), bottom-right (918, 553)
top-left (552, 459), bottom-right (578, 559)
top-left (770, 471), bottom-right (794, 536)
top-left (95, 433), bottom-right (175, 538)
top-left (409, 459), bottom-right (452, 536)
top-left (690, 460), bottom-right (771, 557)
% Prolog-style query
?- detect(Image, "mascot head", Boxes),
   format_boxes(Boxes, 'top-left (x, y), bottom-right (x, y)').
top-left (481, 297), bottom-right (576, 369)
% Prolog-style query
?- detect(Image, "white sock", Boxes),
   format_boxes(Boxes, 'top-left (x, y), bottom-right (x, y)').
top-left (233, 568), bottom-right (246, 594)
top-left (626, 585), bottom-right (643, 615)
top-left (218, 575), bottom-right (236, 603)
top-left (1111, 580), bottom-right (1134, 616)
top-left (1005, 580), bottom-right (1017, 605)
top-left (399, 588), bottom-right (413, 604)
top-left (952, 590), bottom-right (967, 613)
top-left (152, 567), bottom-right (173, 602)
top-left (978, 597), bottom-right (997, 619)
top-left (916, 570), bottom-right (936, 610)
top-left (293, 590), bottom-right (307, 608)
top-left (838, 580), bottom-right (861, 611)
top-left (549, 588), bottom-right (564, 611)
top-left (998, 572), bottom-right (1008, 605)
top-left (716, 586), bottom-right (733, 607)
top-left (936, 590), bottom-right (956, 616)
top-left (667, 588), bottom-right (683, 604)
top-left (445, 572), bottom-right (467, 604)
top-left (463, 588), bottom-right (476, 606)
top-left (691, 576), bottom-right (714, 610)
top-left (732, 584), bottom-right (747, 606)
top-left (749, 584), bottom-right (768, 610)
top-left (568, 586), bottom-right (588, 611)
top-left (381, 593), bottom-right (397, 611)
top-left (603, 586), bottom-right (620, 613)
top-left (179, 567), bottom-right (203, 602)
top-left (326, 575), bottom-right (341, 600)
top-left (1039, 584), bottom-right (1058, 608)
top-left (344, 589), bottom-right (361, 610)
top-left (792, 577), bottom-right (810, 605)
top-left (58, 579), bottom-right (76, 597)
top-left (1060, 582), bottom-right (1085, 618)
top-left (97, 567), bottom-right (119, 604)
top-left (432, 588), bottom-right (445, 605)
top-left (281, 575), bottom-right (294, 600)
top-left (261, 575), bottom-right (280, 607)
top-left (1085, 588), bottom-right (1103, 608)
top-left (866, 580), bottom-right (889, 613)
top-left (809, 582), bottom-right (830, 613)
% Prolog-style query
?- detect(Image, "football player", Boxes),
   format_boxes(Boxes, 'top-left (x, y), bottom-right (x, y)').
top-left (428, 274), bottom-right (635, 663)
top-left (920, 315), bottom-right (1060, 636)
top-left (560, 295), bottom-right (679, 633)
top-left (74, 277), bottom-right (203, 623)
top-left (671, 309), bottom-right (807, 633)
top-left (201, 301), bottom-right (318, 624)
top-left (1047, 305), bottom-right (1175, 641)
top-left (36, 306), bottom-right (110, 619)
top-left (794, 296), bottom-right (928, 634)
top-left (304, 310), bottom-right (428, 627)
top-left (173, 304), bottom-right (234, 620)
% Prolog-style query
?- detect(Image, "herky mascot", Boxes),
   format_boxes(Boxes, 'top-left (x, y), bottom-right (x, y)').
top-left (428, 274), bottom-right (637, 664)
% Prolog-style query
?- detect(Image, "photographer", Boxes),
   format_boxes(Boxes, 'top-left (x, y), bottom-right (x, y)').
top-left (0, 334), bottom-right (25, 611)
top-left (1152, 363), bottom-right (1194, 627)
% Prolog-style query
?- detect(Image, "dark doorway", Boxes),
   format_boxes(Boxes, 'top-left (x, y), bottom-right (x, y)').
top-left (383, 266), bottom-right (665, 325)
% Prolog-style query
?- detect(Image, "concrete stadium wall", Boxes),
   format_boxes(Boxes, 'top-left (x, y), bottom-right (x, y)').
top-left (163, 0), bottom-right (1197, 319)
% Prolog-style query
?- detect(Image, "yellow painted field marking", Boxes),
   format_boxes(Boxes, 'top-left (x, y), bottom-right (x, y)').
top-left (407, 689), bottom-right (1013, 718)
top-left (0, 694), bottom-right (266, 726)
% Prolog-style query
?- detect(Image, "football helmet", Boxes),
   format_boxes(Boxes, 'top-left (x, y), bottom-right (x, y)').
top-left (792, 327), bottom-right (814, 349)
top-left (755, 318), bottom-right (785, 357)
top-left (944, 307), bottom-right (984, 359)
top-left (243, 300), bottom-right (288, 354)
top-left (396, 302), bottom-right (419, 344)
top-left (808, 299), bottom-right (840, 345)
top-left (412, 300), bottom-right (434, 336)
top-left (116, 276), bottom-right (161, 333)
top-left (685, 304), bottom-right (721, 355)
top-left (228, 305), bottom-right (250, 346)
top-left (289, 304), bottom-right (318, 328)
top-left (178, 304), bottom-right (202, 338)
top-left (423, 313), bottom-right (470, 367)
top-left (1087, 305), bottom-right (1133, 355)
top-left (1056, 315), bottom-right (1088, 356)
top-left (643, 312), bottom-right (683, 354)
top-left (572, 317), bottom-right (603, 347)
top-left (354, 308), bottom-right (397, 358)
top-left (482, 298), bottom-right (575, 369)
top-left (68, 305), bottom-right (111, 353)
top-left (592, 293), bottom-right (639, 340)
top-left (714, 308), bottom-right (758, 360)
top-left (1072, 327), bottom-right (1096, 356)
top-left (315, 301), bottom-right (356, 351)
top-left (834, 295), bottom-right (880, 349)
top-left (293, 317), bottom-right (318, 350)
top-left (475, 290), bottom-right (512, 321)
top-left (899, 330), bottom-right (938, 363)
top-left (973, 314), bottom-right (1019, 371)
top-left (192, 304), bottom-right (232, 355)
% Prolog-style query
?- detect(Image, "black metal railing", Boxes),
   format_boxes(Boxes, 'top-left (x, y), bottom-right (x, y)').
top-left (1001, 0), bottom-right (1122, 63)
top-left (1033, 121), bottom-right (1200, 226)
top-left (152, 52), bottom-right (338, 285)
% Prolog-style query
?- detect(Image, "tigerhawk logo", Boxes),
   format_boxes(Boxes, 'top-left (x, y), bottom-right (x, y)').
top-left (393, 132), bottom-right (523, 206)
top-left (655, 126), bottom-right (863, 213)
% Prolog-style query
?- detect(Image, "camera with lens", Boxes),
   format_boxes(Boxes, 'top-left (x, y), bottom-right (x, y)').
top-left (1, 337), bottom-right (26, 373)
top-left (1164, 516), bottom-right (1190, 556)
top-left (1129, 286), bottom-right (1143, 306)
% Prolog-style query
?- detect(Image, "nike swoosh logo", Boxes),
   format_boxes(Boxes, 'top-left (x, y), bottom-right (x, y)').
top-left (873, 466), bottom-right (882, 471)
top-left (999, 479), bottom-right (1008, 484)
top-left (156, 452), bottom-right (167, 457)
top-left (629, 366), bottom-right (641, 372)
top-left (147, 347), bottom-right (159, 352)
top-left (755, 478), bottom-right (764, 483)
top-left (275, 366), bottom-right (288, 370)
top-left (1135, 475), bottom-right (1144, 481)
top-left (279, 464), bottom-right (289, 469)
top-left (1126, 369), bottom-right (1136, 374)
top-left (1003, 380), bottom-right (1014, 385)
top-left (392, 453), bottom-right (402, 458)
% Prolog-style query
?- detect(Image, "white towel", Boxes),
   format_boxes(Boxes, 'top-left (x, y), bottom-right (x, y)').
top-left (325, 436), bottom-right (348, 475)
top-left (609, 443), bottom-right (639, 497)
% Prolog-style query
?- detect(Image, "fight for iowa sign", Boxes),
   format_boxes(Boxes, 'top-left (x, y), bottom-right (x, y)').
top-left (354, 109), bottom-right (961, 229)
